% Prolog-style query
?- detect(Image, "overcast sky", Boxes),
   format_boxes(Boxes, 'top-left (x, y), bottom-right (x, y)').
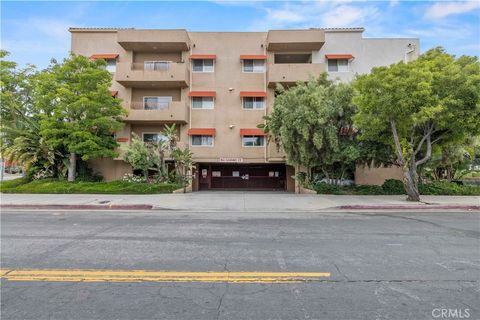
top-left (1, 0), bottom-right (479, 68)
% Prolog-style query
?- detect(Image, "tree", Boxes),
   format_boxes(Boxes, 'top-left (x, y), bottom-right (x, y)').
top-left (0, 51), bottom-right (63, 176)
top-left (354, 48), bottom-right (480, 201)
top-left (171, 147), bottom-right (194, 193)
top-left (262, 74), bottom-right (359, 183)
top-left (123, 134), bottom-right (156, 182)
top-left (152, 124), bottom-right (178, 181)
top-left (34, 54), bottom-right (126, 181)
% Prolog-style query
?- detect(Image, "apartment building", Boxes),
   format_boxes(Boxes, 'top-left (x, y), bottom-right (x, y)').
top-left (69, 27), bottom-right (419, 191)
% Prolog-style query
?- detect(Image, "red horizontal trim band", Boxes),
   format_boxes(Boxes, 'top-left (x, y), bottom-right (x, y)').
top-left (240, 55), bottom-right (267, 60)
top-left (189, 54), bottom-right (216, 60)
top-left (325, 54), bottom-right (354, 59)
top-left (90, 54), bottom-right (119, 59)
top-left (110, 91), bottom-right (118, 97)
top-left (188, 128), bottom-right (216, 136)
top-left (189, 91), bottom-right (216, 97)
top-left (240, 129), bottom-right (266, 136)
top-left (117, 137), bottom-right (129, 142)
top-left (240, 91), bottom-right (267, 97)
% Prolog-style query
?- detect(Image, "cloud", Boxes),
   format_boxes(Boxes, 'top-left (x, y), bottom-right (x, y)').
top-left (425, 1), bottom-right (480, 19)
top-left (322, 5), bottom-right (378, 27)
top-left (248, 1), bottom-right (378, 30)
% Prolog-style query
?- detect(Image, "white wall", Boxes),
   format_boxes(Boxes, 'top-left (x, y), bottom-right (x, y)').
top-left (312, 31), bottom-right (420, 82)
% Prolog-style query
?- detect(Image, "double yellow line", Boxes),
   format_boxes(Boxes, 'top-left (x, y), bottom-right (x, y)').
top-left (0, 268), bottom-right (330, 283)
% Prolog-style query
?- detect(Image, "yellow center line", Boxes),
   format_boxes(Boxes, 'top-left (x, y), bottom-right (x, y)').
top-left (0, 268), bottom-right (330, 283)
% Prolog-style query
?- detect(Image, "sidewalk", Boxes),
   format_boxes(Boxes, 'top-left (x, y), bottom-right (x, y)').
top-left (1, 192), bottom-right (479, 211)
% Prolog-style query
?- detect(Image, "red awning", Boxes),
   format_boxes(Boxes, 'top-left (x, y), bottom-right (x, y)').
top-left (189, 54), bottom-right (216, 60)
top-left (325, 54), bottom-right (354, 60)
top-left (240, 129), bottom-right (266, 136)
top-left (117, 137), bottom-right (129, 142)
top-left (110, 91), bottom-right (118, 97)
top-left (90, 54), bottom-right (119, 60)
top-left (188, 128), bottom-right (216, 136)
top-left (240, 55), bottom-right (267, 60)
top-left (188, 91), bottom-right (216, 97)
top-left (240, 91), bottom-right (267, 98)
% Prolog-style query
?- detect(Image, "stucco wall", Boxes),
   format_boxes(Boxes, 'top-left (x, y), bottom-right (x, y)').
top-left (355, 165), bottom-right (404, 186)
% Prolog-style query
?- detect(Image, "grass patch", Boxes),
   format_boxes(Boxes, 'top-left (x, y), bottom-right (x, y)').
top-left (0, 178), bottom-right (180, 194)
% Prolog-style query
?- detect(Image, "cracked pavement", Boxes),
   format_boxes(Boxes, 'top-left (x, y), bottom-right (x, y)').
top-left (1, 209), bottom-right (479, 319)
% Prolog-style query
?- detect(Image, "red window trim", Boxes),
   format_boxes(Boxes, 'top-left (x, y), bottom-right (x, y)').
top-left (240, 55), bottom-right (267, 60)
top-left (189, 91), bottom-right (216, 97)
top-left (188, 128), bottom-right (216, 136)
top-left (189, 54), bottom-right (216, 60)
top-left (240, 91), bottom-right (267, 98)
top-left (240, 129), bottom-right (266, 136)
top-left (325, 54), bottom-right (354, 60)
top-left (90, 54), bottom-right (119, 60)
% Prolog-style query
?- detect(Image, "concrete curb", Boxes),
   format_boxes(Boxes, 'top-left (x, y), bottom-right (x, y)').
top-left (338, 204), bottom-right (480, 210)
top-left (1, 204), bottom-right (153, 210)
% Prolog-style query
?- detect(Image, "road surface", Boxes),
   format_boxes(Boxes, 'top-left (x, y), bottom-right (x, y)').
top-left (1, 209), bottom-right (479, 320)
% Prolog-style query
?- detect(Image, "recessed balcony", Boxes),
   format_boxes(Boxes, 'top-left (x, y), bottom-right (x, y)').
top-left (267, 63), bottom-right (326, 88)
top-left (125, 101), bottom-right (188, 124)
top-left (267, 29), bottom-right (325, 52)
top-left (117, 29), bottom-right (190, 52)
top-left (115, 62), bottom-right (189, 88)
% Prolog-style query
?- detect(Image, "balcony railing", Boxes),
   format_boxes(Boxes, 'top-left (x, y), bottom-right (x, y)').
top-left (115, 62), bottom-right (189, 88)
top-left (125, 101), bottom-right (188, 123)
top-left (130, 101), bottom-right (171, 110)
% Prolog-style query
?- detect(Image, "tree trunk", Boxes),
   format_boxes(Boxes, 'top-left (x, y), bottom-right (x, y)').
top-left (403, 163), bottom-right (420, 202)
top-left (67, 153), bottom-right (76, 182)
top-left (183, 165), bottom-right (187, 193)
top-left (144, 170), bottom-right (149, 183)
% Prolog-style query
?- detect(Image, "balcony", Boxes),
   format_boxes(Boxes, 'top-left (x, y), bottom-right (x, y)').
top-left (125, 101), bottom-right (188, 124)
top-left (117, 29), bottom-right (190, 52)
top-left (267, 63), bottom-right (326, 88)
top-left (116, 62), bottom-right (189, 88)
top-left (267, 29), bottom-right (325, 52)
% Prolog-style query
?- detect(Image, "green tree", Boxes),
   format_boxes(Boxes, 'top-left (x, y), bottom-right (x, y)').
top-left (354, 47), bottom-right (480, 201)
top-left (171, 147), bottom-right (194, 193)
top-left (262, 74), bottom-right (359, 183)
top-left (0, 51), bottom-right (62, 176)
top-left (34, 54), bottom-right (126, 181)
top-left (123, 134), bottom-right (156, 182)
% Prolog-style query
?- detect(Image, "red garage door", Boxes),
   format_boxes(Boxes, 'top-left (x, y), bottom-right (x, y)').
top-left (199, 164), bottom-right (286, 190)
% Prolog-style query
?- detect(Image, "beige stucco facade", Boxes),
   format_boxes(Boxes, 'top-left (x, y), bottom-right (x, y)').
top-left (70, 27), bottom-right (419, 190)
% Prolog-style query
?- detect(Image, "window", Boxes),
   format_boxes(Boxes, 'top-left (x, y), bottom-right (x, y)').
top-left (242, 136), bottom-right (265, 147)
top-left (243, 59), bottom-right (265, 72)
top-left (243, 97), bottom-right (264, 110)
top-left (192, 97), bottom-right (214, 109)
top-left (143, 133), bottom-right (168, 143)
top-left (327, 59), bottom-right (349, 72)
top-left (143, 96), bottom-right (172, 110)
top-left (144, 61), bottom-right (170, 71)
top-left (192, 135), bottom-right (214, 146)
top-left (192, 59), bottom-right (214, 72)
top-left (105, 59), bottom-right (117, 73)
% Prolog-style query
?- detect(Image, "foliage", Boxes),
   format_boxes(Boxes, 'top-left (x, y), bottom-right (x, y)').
top-left (262, 74), bottom-right (359, 183)
top-left (382, 179), bottom-right (406, 195)
top-left (123, 134), bottom-right (156, 181)
top-left (35, 54), bottom-right (126, 181)
top-left (353, 47), bottom-right (480, 201)
top-left (171, 147), bottom-right (194, 193)
top-left (312, 180), bottom-right (479, 195)
top-left (122, 173), bottom-right (147, 183)
top-left (419, 181), bottom-right (480, 196)
top-left (0, 178), bottom-right (179, 194)
top-left (0, 50), bottom-right (63, 174)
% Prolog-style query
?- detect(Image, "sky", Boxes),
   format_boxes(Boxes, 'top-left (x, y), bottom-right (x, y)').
top-left (1, 0), bottom-right (479, 69)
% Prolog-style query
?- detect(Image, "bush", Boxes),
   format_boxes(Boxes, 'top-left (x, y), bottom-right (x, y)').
top-left (419, 181), bottom-right (480, 196)
top-left (350, 184), bottom-right (384, 195)
top-left (313, 183), bottom-right (345, 195)
top-left (382, 179), bottom-right (405, 195)
top-left (0, 178), bottom-right (180, 194)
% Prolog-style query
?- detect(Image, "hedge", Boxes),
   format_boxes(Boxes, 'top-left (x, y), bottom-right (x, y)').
top-left (0, 178), bottom-right (180, 194)
top-left (314, 179), bottom-right (480, 196)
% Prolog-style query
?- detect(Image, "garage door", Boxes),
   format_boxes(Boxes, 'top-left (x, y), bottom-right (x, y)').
top-left (199, 164), bottom-right (286, 190)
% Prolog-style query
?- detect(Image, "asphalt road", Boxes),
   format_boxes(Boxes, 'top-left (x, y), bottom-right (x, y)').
top-left (1, 209), bottom-right (479, 320)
